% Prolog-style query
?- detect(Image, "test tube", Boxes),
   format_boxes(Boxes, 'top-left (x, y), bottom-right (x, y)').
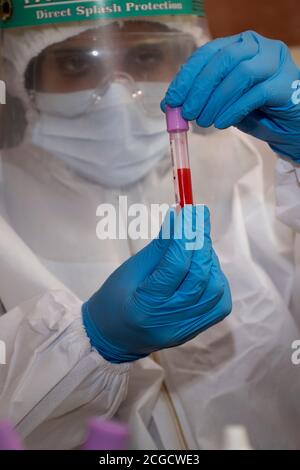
top-left (166, 105), bottom-right (194, 208)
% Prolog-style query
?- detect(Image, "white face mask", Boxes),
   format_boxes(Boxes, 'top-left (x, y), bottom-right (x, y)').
top-left (31, 83), bottom-right (169, 187)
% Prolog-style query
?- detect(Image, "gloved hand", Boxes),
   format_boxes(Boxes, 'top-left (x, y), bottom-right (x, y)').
top-left (82, 206), bottom-right (232, 364)
top-left (163, 30), bottom-right (300, 163)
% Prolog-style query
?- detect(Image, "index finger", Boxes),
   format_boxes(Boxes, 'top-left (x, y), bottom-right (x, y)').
top-left (163, 34), bottom-right (242, 110)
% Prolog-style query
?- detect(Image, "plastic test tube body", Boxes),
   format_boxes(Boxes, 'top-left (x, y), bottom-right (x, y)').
top-left (165, 106), bottom-right (194, 208)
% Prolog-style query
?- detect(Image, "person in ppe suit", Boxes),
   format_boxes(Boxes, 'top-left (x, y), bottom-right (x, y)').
top-left (0, 8), bottom-right (300, 450)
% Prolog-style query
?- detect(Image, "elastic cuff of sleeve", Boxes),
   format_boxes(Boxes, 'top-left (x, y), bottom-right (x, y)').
top-left (82, 302), bottom-right (147, 364)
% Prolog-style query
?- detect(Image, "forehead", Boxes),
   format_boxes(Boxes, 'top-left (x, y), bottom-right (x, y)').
top-left (47, 21), bottom-right (175, 51)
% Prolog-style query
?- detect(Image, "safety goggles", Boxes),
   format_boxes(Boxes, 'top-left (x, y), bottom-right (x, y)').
top-left (28, 31), bottom-right (196, 118)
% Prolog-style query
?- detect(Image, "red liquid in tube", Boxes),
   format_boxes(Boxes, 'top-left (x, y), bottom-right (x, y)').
top-left (166, 106), bottom-right (194, 208)
top-left (177, 168), bottom-right (193, 208)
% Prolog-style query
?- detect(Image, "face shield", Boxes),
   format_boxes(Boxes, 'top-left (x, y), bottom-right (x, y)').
top-left (1, 16), bottom-right (205, 186)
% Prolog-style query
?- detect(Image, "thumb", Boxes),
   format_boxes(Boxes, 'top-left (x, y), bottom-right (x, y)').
top-left (138, 206), bottom-right (199, 299)
top-left (130, 206), bottom-right (176, 281)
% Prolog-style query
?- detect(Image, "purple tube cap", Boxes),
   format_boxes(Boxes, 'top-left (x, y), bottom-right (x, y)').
top-left (82, 418), bottom-right (129, 451)
top-left (0, 421), bottom-right (24, 450)
top-left (166, 105), bottom-right (189, 133)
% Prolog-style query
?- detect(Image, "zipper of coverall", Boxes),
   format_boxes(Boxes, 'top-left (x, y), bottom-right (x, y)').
top-left (152, 352), bottom-right (189, 450)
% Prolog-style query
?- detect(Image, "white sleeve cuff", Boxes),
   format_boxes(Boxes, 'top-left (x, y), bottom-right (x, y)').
top-left (0, 290), bottom-right (130, 449)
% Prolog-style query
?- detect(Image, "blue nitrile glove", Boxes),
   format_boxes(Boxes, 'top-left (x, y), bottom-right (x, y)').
top-left (82, 206), bottom-right (232, 364)
top-left (162, 31), bottom-right (300, 163)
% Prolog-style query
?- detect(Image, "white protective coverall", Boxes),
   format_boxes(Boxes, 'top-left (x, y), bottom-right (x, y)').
top-left (0, 18), bottom-right (300, 450)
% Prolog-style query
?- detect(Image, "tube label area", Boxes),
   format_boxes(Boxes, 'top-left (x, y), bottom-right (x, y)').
top-left (0, 1), bottom-right (205, 29)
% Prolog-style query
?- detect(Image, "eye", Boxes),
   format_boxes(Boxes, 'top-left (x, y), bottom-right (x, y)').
top-left (125, 44), bottom-right (165, 70)
top-left (55, 51), bottom-right (97, 78)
